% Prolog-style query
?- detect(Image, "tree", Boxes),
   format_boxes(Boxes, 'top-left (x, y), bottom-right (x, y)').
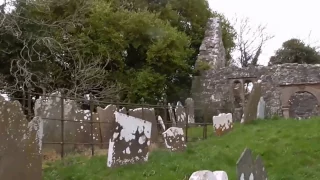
top-left (269, 38), bottom-right (320, 65)
top-left (234, 17), bottom-right (274, 67)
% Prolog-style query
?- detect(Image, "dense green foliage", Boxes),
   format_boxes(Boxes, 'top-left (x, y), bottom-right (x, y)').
top-left (44, 118), bottom-right (320, 180)
top-left (269, 38), bottom-right (320, 65)
top-left (0, 0), bottom-right (236, 103)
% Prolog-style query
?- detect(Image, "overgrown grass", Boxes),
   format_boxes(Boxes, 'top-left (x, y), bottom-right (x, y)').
top-left (44, 118), bottom-right (320, 180)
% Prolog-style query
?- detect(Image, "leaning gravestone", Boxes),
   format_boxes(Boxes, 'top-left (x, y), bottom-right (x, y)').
top-left (168, 103), bottom-right (177, 126)
top-left (175, 101), bottom-right (187, 128)
top-left (107, 112), bottom-right (151, 168)
top-left (242, 81), bottom-right (262, 124)
top-left (236, 148), bottom-right (268, 180)
top-left (212, 113), bottom-right (233, 136)
top-left (97, 105), bottom-right (117, 148)
top-left (185, 98), bottom-right (195, 124)
top-left (189, 170), bottom-right (228, 180)
top-left (157, 115), bottom-right (166, 132)
top-left (0, 98), bottom-right (43, 180)
top-left (128, 108), bottom-right (158, 143)
top-left (162, 127), bottom-right (186, 152)
top-left (257, 97), bottom-right (265, 119)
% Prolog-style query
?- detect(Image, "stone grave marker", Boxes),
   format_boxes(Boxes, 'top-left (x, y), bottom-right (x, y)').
top-left (119, 107), bottom-right (127, 114)
top-left (236, 148), bottom-right (268, 180)
top-left (189, 170), bottom-right (228, 180)
top-left (243, 81), bottom-right (262, 124)
top-left (257, 97), bottom-right (265, 119)
top-left (0, 98), bottom-right (43, 180)
top-left (162, 127), bottom-right (186, 152)
top-left (185, 98), bottom-right (195, 124)
top-left (168, 103), bottom-right (177, 126)
top-left (175, 101), bottom-right (187, 128)
top-left (212, 113), bottom-right (233, 136)
top-left (97, 105), bottom-right (117, 148)
top-left (157, 115), bottom-right (166, 132)
top-left (128, 108), bottom-right (158, 143)
top-left (107, 112), bottom-right (151, 168)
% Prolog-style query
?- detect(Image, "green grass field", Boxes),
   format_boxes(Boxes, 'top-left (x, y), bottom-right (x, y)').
top-left (43, 118), bottom-right (320, 180)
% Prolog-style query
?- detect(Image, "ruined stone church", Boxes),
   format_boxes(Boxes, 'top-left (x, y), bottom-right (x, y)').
top-left (191, 18), bottom-right (320, 121)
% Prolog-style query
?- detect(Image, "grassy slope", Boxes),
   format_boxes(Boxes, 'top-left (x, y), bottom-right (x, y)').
top-left (44, 118), bottom-right (320, 180)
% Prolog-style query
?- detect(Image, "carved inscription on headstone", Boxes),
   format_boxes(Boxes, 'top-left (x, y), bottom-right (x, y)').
top-left (107, 112), bottom-right (151, 168)
top-left (236, 148), bottom-right (268, 180)
top-left (128, 108), bottom-right (158, 142)
top-left (0, 99), bottom-right (43, 180)
top-left (97, 105), bottom-right (117, 148)
top-left (212, 113), bottom-right (233, 136)
top-left (175, 101), bottom-right (187, 128)
top-left (162, 127), bottom-right (186, 152)
top-left (185, 98), bottom-right (195, 124)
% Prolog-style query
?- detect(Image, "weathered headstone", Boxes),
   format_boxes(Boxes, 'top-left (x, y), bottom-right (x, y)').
top-left (175, 101), bottom-right (187, 128)
top-left (212, 113), bottom-right (233, 136)
top-left (185, 98), bottom-right (195, 124)
top-left (157, 115), bottom-right (166, 132)
top-left (236, 148), bottom-right (268, 180)
top-left (107, 112), bottom-right (151, 168)
top-left (162, 127), bottom-right (186, 152)
top-left (168, 103), bottom-right (177, 126)
top-left (243, 81), bottom-right (262, 124)
top-left (257, 97), bottom-right (265, 119)
top-left (128, 108), bottom-right (158, 142)
top-left (189, 170), bottom-right (228, 180)
top-left (119, 107), bottom-right (127, 114)
top-left (0, 98), bottom-right (43, 180)
top-left (97, 105), bottom-right (117, 148)
top-left (34, 92), bottom-right (78, 153)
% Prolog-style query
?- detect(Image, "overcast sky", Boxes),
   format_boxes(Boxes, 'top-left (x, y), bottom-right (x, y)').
top-left (208, 0), bottom-right (320, 65)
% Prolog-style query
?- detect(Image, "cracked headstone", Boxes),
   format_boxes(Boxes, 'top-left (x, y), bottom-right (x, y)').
top-left (257, 97), bottom-right (265, 119)
top-left (168, 103), bottom-right (177, 126)
top-left (128, 108), bottom-right (158, 143)
top-left (175, 101), bottom-right (187, 128)
top-left (236, 148), bottom-right (268, 180)
top-left (0, 98), bottom-right (43, 180)
top-left (189, 170), bottom-right (228, 180)
top-left (107, 112), bottom-right (151, 168)
top-left (185, 98), bottom-right (195, 124)
top-left (162, 127), bottom-right (186, 152)
top-left (97, 105), bottom-right (117, 148)
top-left (157, 115), bottom-right (166, 132)
top-left (212, 113), bottom-right (233, 136)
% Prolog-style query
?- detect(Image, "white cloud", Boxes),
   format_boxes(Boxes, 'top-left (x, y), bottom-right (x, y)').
top-left (208, 0), bottom-right (320, 65)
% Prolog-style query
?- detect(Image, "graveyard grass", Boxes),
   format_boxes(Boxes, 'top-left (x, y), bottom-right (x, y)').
top-left (43, 117), bottom-right (320, 180)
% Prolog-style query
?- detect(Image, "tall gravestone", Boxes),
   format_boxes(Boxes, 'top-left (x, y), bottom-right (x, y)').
top-left (243, 81), bottom-right (262, 124)
top-left (185, 98), bottom-right (195, 124)
top-left (0, 98), bottom-right (43, 180)
top-left (168, 103), bottom-right (177, 126)
top-left (175, 101), bottom-right (187, 128)
top-left (107, 112), bottom-right (151, 168)
top-left (257, 97), bottom-right (265, 119)
top-left (97, 105), bottom-right (117, 148)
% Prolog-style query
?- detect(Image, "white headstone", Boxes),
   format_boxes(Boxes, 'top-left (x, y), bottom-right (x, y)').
top-left (257, 97), bottom-right (265, 119)
top-left (189, 170), bottom-right (228, 180)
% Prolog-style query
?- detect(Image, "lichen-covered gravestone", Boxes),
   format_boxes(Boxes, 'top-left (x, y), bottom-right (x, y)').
top-left (107, 112), bottom-right (151, 168)
top-left (157, 115), bottom-right (166, 132)
top-left (243, 81), bottom-right (262, 124)
top-left (175, 101), bottom-right (187, 128)
top-left (257, 97), bottom-right (265, 119)
top-left (97, 105), bottom-right (117, 148)
top-left (128, 108), bottom-right (158, 143)
top-left (236, 148), bottom-right (268, 180)
top-left (212, 113), bottom-right (233, 136)
top-left (185, 98), bottom-right (195, 124)
top-left (168, 103), bottom-right (177, 126)
top-left (0, 98), bottom-right (43, 180)
top-left (189, 170), bottom-right (228, 180)
top-left (162, 127), bottom-right (186, 152)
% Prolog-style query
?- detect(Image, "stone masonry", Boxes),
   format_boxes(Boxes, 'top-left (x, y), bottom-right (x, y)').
top-left (192, 17), bottom-right (320, 120)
